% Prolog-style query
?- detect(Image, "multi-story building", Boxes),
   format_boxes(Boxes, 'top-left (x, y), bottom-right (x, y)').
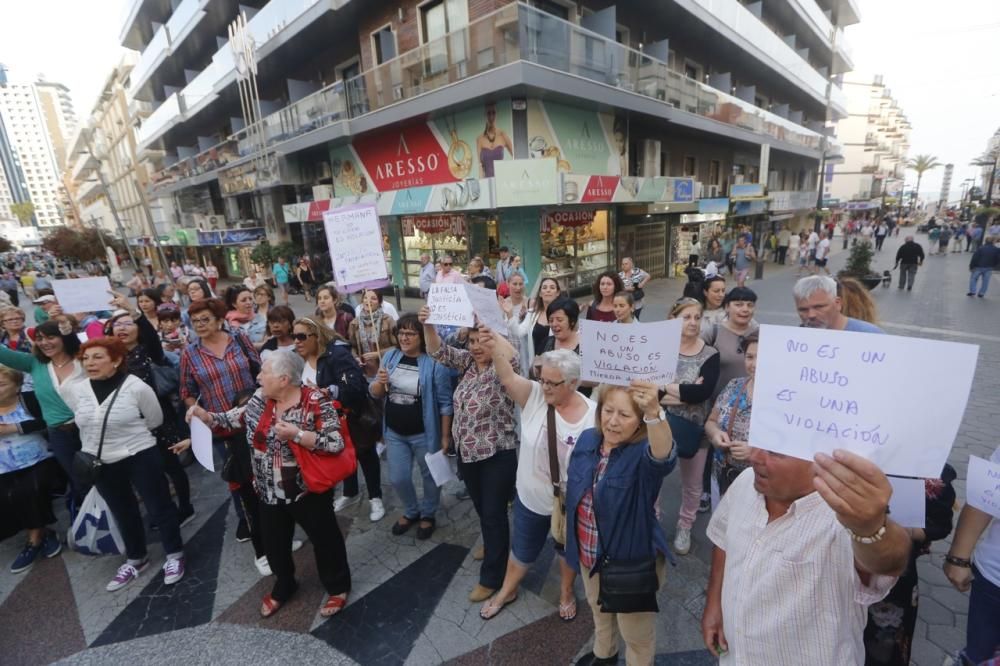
top-left (35, 80), bottom-right (81, 227)
top-left (0, 67), bottom-right (76, 229)
top-left (979, 127), bottom-right (999, 204)
top-left (124, 0), bottom-right (859, 287)
top-left (825, 72), bottom-right (909, 213)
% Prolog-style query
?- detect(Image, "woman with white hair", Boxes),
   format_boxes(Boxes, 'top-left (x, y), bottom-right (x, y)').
top-left (476, 337), bottom-right (596, 623)
top-left (189, 350), bottom-right (352, 619)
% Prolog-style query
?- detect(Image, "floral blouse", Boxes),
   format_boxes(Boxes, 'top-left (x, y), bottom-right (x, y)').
top-left (431, 343), bottom-right (519, 464)
top-left (211, 386), bottom-right (345, 505)
top-left (713, 376), bottom-right (752, 469)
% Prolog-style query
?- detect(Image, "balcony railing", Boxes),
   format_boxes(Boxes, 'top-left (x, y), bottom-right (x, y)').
top-left (130, 24), bottom-right (171, 98)
top-left (164, 0), bottom-right (206, 51)
top-left (150, 2), bottom-right (823, 190)
top-left (137, 93), bottom-right (182, 147)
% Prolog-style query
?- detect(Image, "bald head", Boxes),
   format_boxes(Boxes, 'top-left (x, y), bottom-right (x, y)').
top-left (905, 235), bottom-right (914, 242)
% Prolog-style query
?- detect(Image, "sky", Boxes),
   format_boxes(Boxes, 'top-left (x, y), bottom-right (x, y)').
top-left (1, 0), bottom-right (999, 203)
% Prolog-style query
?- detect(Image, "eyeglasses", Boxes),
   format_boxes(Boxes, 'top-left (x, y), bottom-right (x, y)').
top-left (396, 330), bottom-right (418, 338)
top-left (291, 333), bottom-right (315, 341)
top-left (190, 316), bottom-right (215, 326)
top-left (540, 379), bottom-right (566, 389)
top-left (112, 321), bottom-right (136, 329)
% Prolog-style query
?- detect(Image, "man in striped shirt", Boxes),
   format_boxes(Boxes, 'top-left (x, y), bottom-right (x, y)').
top-left (702, 448), bottom-right (911, 665)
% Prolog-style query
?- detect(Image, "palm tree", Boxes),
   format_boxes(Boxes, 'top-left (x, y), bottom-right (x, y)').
top-left (906, 155), bottom-right (942, 209)
top-left (9, 202), bottom-right (35, 227)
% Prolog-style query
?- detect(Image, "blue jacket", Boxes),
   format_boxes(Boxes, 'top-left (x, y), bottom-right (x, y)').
top-left (380, 348), bottom-right (454, 448)
top-left (565, 427), bottom-right (677, 575)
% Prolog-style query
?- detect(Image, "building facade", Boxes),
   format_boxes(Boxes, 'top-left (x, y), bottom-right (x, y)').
top-left (825, 72), bottom-right (909, 214)
top-left (979, 127), bottom-right (999, 204)
top-left (123, 0), bottom-right (859, 286)
top-left (0, 67), bottom-right (76, 228)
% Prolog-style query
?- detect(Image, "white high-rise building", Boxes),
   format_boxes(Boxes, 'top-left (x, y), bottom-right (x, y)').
top-left (0, 72), bottom-right (73, 228)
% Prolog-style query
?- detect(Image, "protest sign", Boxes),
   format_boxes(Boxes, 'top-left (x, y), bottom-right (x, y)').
top-left (887, 476), bottom-right (926, 529)
top-left (579, 319), bottom-right (682, 387)
top-left (52, 277), bottom-right (113, 314)
top-left (749, 325), bottom-right (978, 478)
top-left (189, 417), bottom-right (216, 472)
top-left (464, 284), bottom-right (508, 336)
top-left (426, 283), bottom-right (474, 327)
top-left (323, 204), bottom-right (389, 292)
top-left (967, 455), bottom-right (1000, 518)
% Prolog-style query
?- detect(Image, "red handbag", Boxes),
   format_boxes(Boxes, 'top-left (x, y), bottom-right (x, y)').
top-left (258, 387), bottom-right (357, 494)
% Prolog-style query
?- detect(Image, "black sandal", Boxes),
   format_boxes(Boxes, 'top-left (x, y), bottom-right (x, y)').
top-left (391, 515), bottom-right (419, 536)
top-left (416, 517), bottom-right (436, 540)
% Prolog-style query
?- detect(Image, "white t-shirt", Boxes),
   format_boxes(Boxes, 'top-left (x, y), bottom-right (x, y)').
top-left (974, 446), bottom-right (1000, 587)
top-left (516, 383), bottom-right (597, 516)
top-left (807, 232), bottom-right (819, 250)
top-left (860, 225), bottom-right (874, 238)
top-left (817, 238), bottom-right (831, 260)
top-left (301, 361), bottom-right (317, 387)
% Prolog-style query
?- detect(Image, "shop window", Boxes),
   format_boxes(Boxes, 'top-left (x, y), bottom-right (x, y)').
top-left (400, 213), bottom-right (499, 291)
top-left (541, 209), bottom-right (610, 291)
top-left (709, 160), bottom-right (721, 186)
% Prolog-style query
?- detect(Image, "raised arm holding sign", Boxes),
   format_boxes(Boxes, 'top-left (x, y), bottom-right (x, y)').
top-left (579, 319), bottom-right (682, 387)
top-left (749, 324), bottom-right (978, 477)
top-left (425, 283), bottom-right (474, 327)
top-left (322, 204), bottom-right (389, 293)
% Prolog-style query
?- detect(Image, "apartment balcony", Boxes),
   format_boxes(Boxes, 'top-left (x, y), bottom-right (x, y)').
top-left (137, 93), bottom-right (183, 148)
top-left (129, 24), bottom-right (172, 101)
top-left (149, 2), bottom-right (825, 191)
top-left (781, 0), bottom-right (854, 72)
top-left (70, 150), bottom-right (100, 184)
top-left (673, 0), bottom-right (848, 115)
top-left (129, 99), bottom-right (154, 119)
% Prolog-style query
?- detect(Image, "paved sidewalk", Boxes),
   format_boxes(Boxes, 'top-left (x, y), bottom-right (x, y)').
top-left (0, 230), bottom-right (988, 665)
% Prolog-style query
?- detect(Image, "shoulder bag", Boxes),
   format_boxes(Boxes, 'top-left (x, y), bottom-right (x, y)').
top-left (72, 381), bottom-right (125, 486)
top-left (279, 387), bottom-right (358, 494)
top-left (594, 478), bottom-right (660, 614)
top-left (547, 405), bottom-right (567, 547)
top-left (232, 330), bottom-right (261, 378)
top-left (665, 412), bottom-right (703, 459)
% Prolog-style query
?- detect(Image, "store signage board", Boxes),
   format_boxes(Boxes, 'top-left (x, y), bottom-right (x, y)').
top-left (352, 122), bottom-right (454, 191)
top-left (52, 277), bottom-right (113, 314)
top-left (579, 319), bottom-right (682, 387)
top-left (730, 183), bottom-right (766, 198)
top-left (749, 325), bottom-right (979, 477)
top-left (698, 198), bottom-right (730, 214)
top-left (494, 158), bottom-right (560, 207)
top-left (540, 209), bottom-right (597, 232)
top-left (322, 204), bottom-right (390, 293)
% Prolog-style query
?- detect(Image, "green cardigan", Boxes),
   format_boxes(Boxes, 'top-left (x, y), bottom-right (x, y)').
top-left (0, 345), bottom-right (74, 426)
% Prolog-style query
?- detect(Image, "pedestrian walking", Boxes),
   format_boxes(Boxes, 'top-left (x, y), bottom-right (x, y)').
top-left (776, 227), bottom-right (790, 265)
top-left (967, 237), bottom-right (1000, 297)
top-left (874, 220), bottom-right (888, 251)
top-left (728, 237), bottom-right (756, 287)
top-left (272, 256), bottom-right (291, 306)
top-left (894, 235), bottom-right (925, 291)
top-left (619, 258), bottom-right (651, 319)
top-left (813, 230), bottom-right (831, 275)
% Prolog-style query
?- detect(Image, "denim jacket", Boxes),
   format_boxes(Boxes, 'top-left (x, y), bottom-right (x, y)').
top-left (379, 348), bottom-right (454, 448)
top-left (565, 427), bottom-right (677, 575)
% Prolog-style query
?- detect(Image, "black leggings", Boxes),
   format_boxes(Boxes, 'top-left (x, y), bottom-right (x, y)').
top-left (343, 446), bottom-right (382, 499)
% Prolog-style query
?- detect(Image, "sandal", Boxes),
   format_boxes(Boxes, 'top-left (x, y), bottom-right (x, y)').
top-left (320, 593), bottom-right (348, 617)
top-left (479, 593), bottom-right (518, 620)
top-left (391, 515), bottom-right (419, 536)
top-left (260, 594), bottom-right (282, 618)
top-left (559, 598), bottom-right (577, 622)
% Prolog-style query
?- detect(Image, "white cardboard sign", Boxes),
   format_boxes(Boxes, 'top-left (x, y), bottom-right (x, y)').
top-left (749, 324), bottom-right (978, 477)
top-left (425, 283), bottom-right (474, 327)
top-left (967, 455), bottom-right (1000, 518)
top-left (887, 476), bottom-right (926, 529)
top-left (322, 204), bottom-right (389, 292)
top-left (464, 284), bottom-right (508, 337)
top-left (580, 319), bottom-right (682, 387)
top-left (52, 277), bottom-right (113, 314)
top-left (189, 416), bottom-right (216, 472)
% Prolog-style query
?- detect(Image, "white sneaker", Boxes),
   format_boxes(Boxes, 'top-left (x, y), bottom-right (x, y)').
top-left (255, 555), bottom-right (273, 576)
top-left (673, 527), bottom-right (692, 555)
top-left (333, 494), bottom-right (361, 512)
top-left (369, 498), bottom-right (385, 522)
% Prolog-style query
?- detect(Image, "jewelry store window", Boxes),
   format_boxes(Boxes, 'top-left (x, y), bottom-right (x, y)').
top-left (541, 208), bottom-right (610, 291)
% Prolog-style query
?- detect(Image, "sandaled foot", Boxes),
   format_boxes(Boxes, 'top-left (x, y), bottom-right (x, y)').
top-left (559, 598), bottom-right (577, 622)
top-left (260, 594), bottom-right (282, 618)
top-left (320, 593), bottom-right (348, 617)
top-left (479, 593), bottom-right (517, 620)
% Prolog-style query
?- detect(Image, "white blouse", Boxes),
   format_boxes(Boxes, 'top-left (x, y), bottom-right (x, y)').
top-left (64, 374), bottom-right (163, 463)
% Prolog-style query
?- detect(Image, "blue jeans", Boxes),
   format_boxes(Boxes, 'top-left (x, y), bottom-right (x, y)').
top-left (969, 267), bottom-right (992, 295)
top-left (962, 565), bottom-right (1000, 664)
top-left (385, 429), bottom-right (440, 519)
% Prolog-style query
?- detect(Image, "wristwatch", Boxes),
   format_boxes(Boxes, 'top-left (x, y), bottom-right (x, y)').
top-left (293, 429), bottom-right (304, 444)
top-left (643, 409), bottom-right (666, 424)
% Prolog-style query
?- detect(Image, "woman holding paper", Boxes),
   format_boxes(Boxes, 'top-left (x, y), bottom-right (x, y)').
top-left (420, 308), bottom-right (519, 603)
top-left (63, 337), bottom-right (186, 592)
top-left (348, 289), bottom-right (396, 378)
top-left (476, 337), bottom-right (595, 622)
top-left (703, 333), bottom-right (757, 497)
top-left (658, 298), bottom-right (719, 556)
top-left (507, 277), bottom-right (562, 378)
top-left (370, 314), bottom-right (453, 540)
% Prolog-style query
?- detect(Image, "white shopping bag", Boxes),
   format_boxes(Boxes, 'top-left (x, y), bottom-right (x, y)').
top-left (68, 487), bottom-right (125, 556)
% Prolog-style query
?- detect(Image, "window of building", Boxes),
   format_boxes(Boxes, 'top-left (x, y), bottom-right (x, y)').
top-left (371, 25), bottom-right (397, 65)
top-left (420, 0), bottom-right (468, 75)
top-left (533, 0), bottom-right (573, 20)
top-left (709, 160), bottom-right (721, 186)
top-left (683, 156), bottom-right (697, 177)
top-left (684, 61), bottom-right (701, 81)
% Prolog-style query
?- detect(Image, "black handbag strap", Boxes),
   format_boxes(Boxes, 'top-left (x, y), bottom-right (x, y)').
top-left (95, 379), bottom-right (126, 463)
top-left (233, 330), bottom-right (261, 377)
top-left (547, 405), bottom-right (560, 498)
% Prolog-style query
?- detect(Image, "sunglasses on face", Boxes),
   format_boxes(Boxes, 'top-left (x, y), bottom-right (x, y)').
top-left (291, 333), bottom-right (316, 342)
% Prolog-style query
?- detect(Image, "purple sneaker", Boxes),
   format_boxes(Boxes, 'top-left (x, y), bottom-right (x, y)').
top-left (106, 559), bottom-right (150, 592)
top-left (163, 556), bottom-right (186, 585)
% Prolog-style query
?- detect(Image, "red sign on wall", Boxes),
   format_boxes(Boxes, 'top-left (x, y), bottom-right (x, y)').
top-left (540, 209), bottom-right (598, 232)
top-left (401, 214), bottom-right (467, 236)
top-left (580, 176), bottom-right (620, 203)
top-left (352, 123), bottom-right (455, 192)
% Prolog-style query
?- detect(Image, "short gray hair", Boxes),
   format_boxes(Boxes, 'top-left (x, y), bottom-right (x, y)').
top-left (265, 349), bottom-right (304, 385)
top-left (793, 275), bottom-right (837, 302)
top-left (539, 349), bottom-right (581, 385)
